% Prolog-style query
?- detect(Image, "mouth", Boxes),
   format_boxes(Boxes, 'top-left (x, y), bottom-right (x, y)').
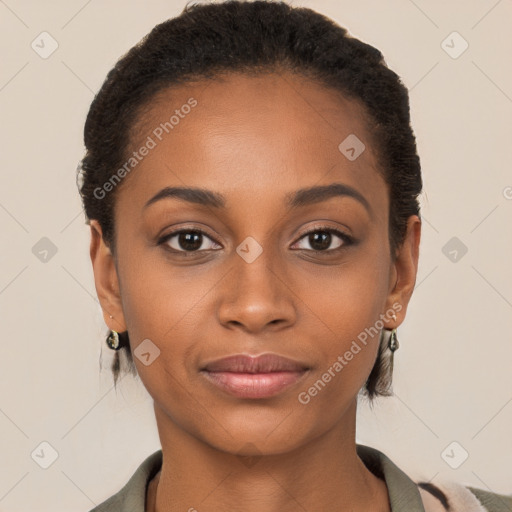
top-left (201, 353), bottom-right (309, 373)
top-left (200, 353), bottom-right (310, 399)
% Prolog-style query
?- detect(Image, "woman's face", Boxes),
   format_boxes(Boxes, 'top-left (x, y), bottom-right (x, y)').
top-left (91, 71), bottom-right (420, 455)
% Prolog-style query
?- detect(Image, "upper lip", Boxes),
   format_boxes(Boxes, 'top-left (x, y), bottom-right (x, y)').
top-left (201, 353), bottom-right (309, 373)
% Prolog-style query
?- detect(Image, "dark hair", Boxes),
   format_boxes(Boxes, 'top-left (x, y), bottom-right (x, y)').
top-left (78, 0), bottom-right (422, 402)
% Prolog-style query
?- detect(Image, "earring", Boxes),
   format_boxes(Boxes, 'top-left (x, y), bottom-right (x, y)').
top-left (106, 330), bottom-right (122, 350)
top-left (386, 311), bottom-right (399, 352)
top-left (388, 329), bottom-right (399, 352)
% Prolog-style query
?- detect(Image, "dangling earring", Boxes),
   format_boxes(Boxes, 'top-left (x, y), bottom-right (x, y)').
top-left (388, 328), bottom-right (399, 352)
top-left (106, 330), bottom-right (122, 350)
top-left (106, 314), bottom-right (125, 350)
top-left (387, 312), bottom-right (399, 353)
top-left (365, 311), bottom-right (400, 397)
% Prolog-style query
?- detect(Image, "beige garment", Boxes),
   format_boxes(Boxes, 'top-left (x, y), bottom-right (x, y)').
top-left (419, 481), bottom-right (487, 512)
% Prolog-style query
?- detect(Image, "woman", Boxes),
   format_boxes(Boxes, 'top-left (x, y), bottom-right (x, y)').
top-left (78, 1), bottom-right (512, 510)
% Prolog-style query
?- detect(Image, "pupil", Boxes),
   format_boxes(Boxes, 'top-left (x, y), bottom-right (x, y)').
top-left (310, 232), bottom-right (330, 250)
top-left (179, 232), bottom-right (202, 251)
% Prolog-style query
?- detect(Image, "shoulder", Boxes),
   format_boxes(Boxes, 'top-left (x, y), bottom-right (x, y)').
top-left (355, 444), bottom-right (511, 512)
top-left (467, 486), bottom-right (512, 512)
top-left (88, 450), bottom-right (163, 512)
top-left (417, 479), bottom-right (512, 512)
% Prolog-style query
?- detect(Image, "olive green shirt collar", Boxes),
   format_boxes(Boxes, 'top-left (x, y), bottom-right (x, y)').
top-left (89, 443), bottom-right (427, 511)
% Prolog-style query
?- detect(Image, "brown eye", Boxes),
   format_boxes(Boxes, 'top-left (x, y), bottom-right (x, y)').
top-left (292, 227), bottom-right (354, 253)
top-left (159, 229), bottom-right (221, 253)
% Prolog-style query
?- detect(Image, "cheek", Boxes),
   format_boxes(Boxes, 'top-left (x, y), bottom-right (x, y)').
top-left (296, 244), bottom-right (390, 335)
top-left (116, 247), bottom-right (225, 385)
top-left (118, 254), bottom-right (219, 346)
top-left (291, 250), bottom-right (390, 392)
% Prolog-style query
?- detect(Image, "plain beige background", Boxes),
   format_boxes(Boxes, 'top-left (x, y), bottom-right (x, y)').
top-left (0, 0), bottom-right (511, 510)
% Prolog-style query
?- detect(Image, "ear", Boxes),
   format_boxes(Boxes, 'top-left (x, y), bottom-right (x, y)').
top-left (89, 219), bottom-right (127, 333)
top-left (384, 215), bottom-right (421, 327)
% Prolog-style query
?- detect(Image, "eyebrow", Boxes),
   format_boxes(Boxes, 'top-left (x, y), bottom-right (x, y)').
top-left (143, 183), bottom-right (371, 215)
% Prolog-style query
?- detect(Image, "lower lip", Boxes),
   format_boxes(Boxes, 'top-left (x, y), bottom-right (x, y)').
top-left (201, 370), bottom-right (308, 399)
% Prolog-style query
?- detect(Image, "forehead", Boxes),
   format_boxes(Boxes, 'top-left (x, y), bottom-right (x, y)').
top-left (117, 71), bottom-right (387, 215)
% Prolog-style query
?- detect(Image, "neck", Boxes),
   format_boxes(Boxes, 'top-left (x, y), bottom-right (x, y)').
top-left (147, 399), bottom-right (390, 512)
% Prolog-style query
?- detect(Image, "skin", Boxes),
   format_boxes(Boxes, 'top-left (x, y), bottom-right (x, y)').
top-left (90, 71), bottom-right (421, 512)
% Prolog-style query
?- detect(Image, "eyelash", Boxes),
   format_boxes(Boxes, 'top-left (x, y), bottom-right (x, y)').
top-left (157, 225), bottom-right (355, 255)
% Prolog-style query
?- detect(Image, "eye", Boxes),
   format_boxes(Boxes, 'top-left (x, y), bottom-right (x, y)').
top-left (292, 225), bottom-right (354, 253)
top-left (157, 225), bottom-right (355, 255)
top-left (158, 228), bottom-right (221, 253)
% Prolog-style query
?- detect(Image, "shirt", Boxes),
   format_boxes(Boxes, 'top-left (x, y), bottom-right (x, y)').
top-left (88, 444), bottom-right (512, 511)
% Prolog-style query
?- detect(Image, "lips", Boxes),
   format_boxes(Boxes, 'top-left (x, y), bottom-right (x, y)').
top-left (200, 353), bottom-right (310, 399)
top-left (201, 353), bottom-right (309, 373)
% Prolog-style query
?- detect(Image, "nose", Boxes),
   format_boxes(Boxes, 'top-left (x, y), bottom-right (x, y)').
top-left (216, 243), bottom-right (297, 334)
